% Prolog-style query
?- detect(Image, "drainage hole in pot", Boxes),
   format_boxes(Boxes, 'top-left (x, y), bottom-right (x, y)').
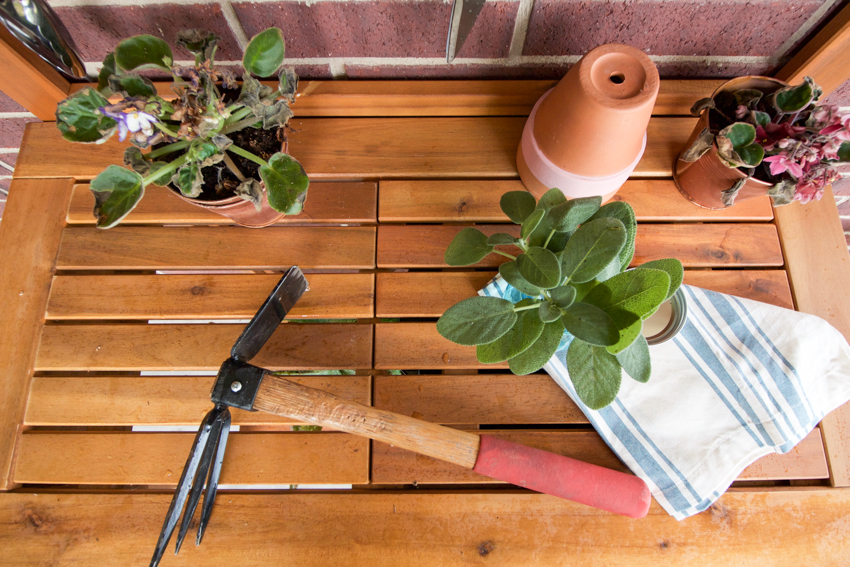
top-left (610, 73), bottom-right (625, 84)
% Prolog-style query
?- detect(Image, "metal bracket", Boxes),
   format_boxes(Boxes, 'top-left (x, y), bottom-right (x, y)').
top-left (210, 358), bottom-right (266, 411)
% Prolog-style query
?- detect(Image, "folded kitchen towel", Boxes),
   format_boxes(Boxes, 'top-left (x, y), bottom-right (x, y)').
top-left (479, 277), bottom-right (850, 520)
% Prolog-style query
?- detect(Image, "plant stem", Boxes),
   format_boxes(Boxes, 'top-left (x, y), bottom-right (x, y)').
top-left (227, 145), bottom-right (269, 168)
top-left (493, 249), bottom-right (517, 260)
top-left (148, 140), bottom-right (190, 159)
top-left (543, 229), bottom-right (556, 248)
top-left (221, 117), bottom-right (262, 135)
top-left (222, 152), bottom-right (246, 182)
top-left (153, 122), bottom-right (180, 138)
top-left (513, 302), bottom-right (541, 313)
top-left (142, 153), bottom-right (188, 186)
top-left (224, 106), bottom-right (255, 126)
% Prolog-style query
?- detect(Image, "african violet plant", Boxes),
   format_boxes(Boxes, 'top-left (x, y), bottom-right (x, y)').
top-left (436, 189), bottom-right (683, 410)
top-left (682, 76), bottom-right (850, 206)
top-left (55, 28), bottom-right (308, 228)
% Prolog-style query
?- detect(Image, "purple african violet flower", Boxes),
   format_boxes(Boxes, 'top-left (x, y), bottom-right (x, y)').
top-left (99, 106), bottom-right (158, 142)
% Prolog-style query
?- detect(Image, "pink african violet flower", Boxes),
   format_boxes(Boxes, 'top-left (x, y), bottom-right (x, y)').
top-left (794, 179), bottom-right (823, 204)
top-left (764, 154), bottom-right (804, 178)
top-left (735, 105), bottom-right (749, 119)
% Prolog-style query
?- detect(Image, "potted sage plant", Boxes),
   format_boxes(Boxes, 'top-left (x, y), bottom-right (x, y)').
top-left (55, 28), bottom-right (308, 228)
top-left (436, 189), bottom-right (683, 410)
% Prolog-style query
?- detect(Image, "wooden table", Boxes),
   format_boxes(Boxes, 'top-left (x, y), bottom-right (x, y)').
top-left (1, 80), bottom-right (850, 566)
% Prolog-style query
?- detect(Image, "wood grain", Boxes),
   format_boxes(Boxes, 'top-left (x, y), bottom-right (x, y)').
top-left (379, 179), bottom-right (773, 223)
top-left (255, 375), bottom-right (480, 469)
top-left (25, 375), bottom-right (370, 427)
top-left (35, 323), bottom-right (373, 371)
top-left (13, 432), bottom-right (369, 485)
top-left (56, 226), bottom-right (376, 270)
top-left (0, 179), bottom-right (73, 490)
top-left (681, 270), bottom-right (794, 309)
top-left (0, 26), bottom-right (70, 120)
top-left (378, 224), bottom-right (784, 269)
top-left (374, 323), bottom-right (496, 370)
top-left (67, 182), bottom-right (378, 225)
top-left (46, 273), bottom-right (374, 320)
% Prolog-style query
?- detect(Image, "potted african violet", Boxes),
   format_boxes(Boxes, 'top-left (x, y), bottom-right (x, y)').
top-left (436, 188), bottom-right (684, 410)
top-left (674, 76), bottom-right (850, 209)
top-left (55, 28), bottom-right (308, 228)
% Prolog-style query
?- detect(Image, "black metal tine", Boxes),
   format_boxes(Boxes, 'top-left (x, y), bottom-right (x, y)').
top-left (149, 406), bottom-right (220, 567)
top-left (174, 406), bottom-right (226, 555)
top-left (196, 408), bottom-right (231, 546)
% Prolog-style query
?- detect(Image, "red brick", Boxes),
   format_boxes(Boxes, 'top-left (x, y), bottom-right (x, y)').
top-left (832, 177), bottom-right (850, 197)
top-left (233, 1), bottom-right (452, 58)
top-left (838, 197), bottom-right (850, 218)
top-left (345, 63), bottom-right (571, 80)
top-left (0, 152), bottom-right (16, 169)
top-left (0, 178), bottom-right (9, 193)
top-left (654, 61), bottom-right (777, 79)
top-left (0, 92), bottom-right (25, 113)
top-left (456, 1), bottom-right (519, 59)
top-left (0, 117), bottom-right (39, 149)
top-left (523, 0), bottom-right (825, 57)
top-left (823, 79), bottom-right (850, 107)
top-left (289, 64), bottom-right (334, 81)
top-left (54, 4), bottom-right (242, 63)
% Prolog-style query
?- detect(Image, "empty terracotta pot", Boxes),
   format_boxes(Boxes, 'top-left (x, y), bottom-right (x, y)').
top-left (517, 43), bottom-right (659, 202)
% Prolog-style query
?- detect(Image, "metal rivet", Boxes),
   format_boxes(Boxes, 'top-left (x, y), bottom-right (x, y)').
top-left (230, 381), bottom-right (243, 393)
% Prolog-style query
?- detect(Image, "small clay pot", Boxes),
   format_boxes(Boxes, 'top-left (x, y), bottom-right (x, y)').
top-left (518, 43), bottom-right (659, 201)
top-left (673, 76), bottom-right (786, 210)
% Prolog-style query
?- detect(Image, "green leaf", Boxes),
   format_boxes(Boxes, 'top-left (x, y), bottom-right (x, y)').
top-left (235, 178), bottom-right (263, 212)
top-left (123, 146), bottom-right (150, 175)
top-left (521, 209), bottom-right (545, 239)
top-left (445, 227), bottom-right (493, 266)
top-left (595, 257), bottom-right (621, 282)
top-left (774, 79), bottom-right (814, 113)
top-left (538, 301), bottom-right (562, 323)
top-left (545, 231), bottom-right (571, 254)
top-left (108, 74), bottom-right (156, 97)
top-left (90, 166), bottom-right (145, 229)
top-left (582, 268), bottom-right (671, 321)
top-left (560, 302), bottom-right (618, 347)
top-left (637, 259), bottom-right (683, 301)
top-left (690, 97), bottom-right (715, 116)
top-left (517, 246), bottom-right (562, 289)
top-left (487, 233), bottom-right (517, 246)
top-left (500, 191), bottom-right (537, 224)
top-left (188, 141), bottom-right (219, 163)
top-left (722, 178), bottom-right (747, 207)
top-left (751, 111), bottom-right (771, 127)
top-left (603, 308), bottom-right (643, 355)
top-left (436, 296), bottom-right (517, 346)
top-left (680, 128), bottom-right (714, 163)
top-left (733, 89), bottom-right (763, 108)
top-left (176, 29), bottom-right (219, 60)
top-left (767, 179), bottom-right (796, 206)
top-left (535, 188), bottom-right (567, 211)
top-left (259, 152), bottom-right (310, 215)
top-left (588, 201), bottom-right (636, 269)
top-left (837, 141), bottom-right (850, 163)
top-left (736, 143), bottom-right (765, 167)
top-left (548, 197), bottom-right (602, 232)
top-left (616, 335), bottom-right (651, 383)
top-left (243, 28), bottom-right (285, 77)
top-left (55, 88), bottom-right (117, 144)
top-left (717, 123), bottom-right (763, 167)
top-left (279, 68), bottom-right (299, 102)
top-left (97, 52), bottom-right (117, 95)
top-left (477, 299), bottom-right (544, 363)
top-left (499, 261), bottom-right (542, 296)
top-left (560, 218), bottom-right (626, 284)
top-left (508, 321), bottom-right (565, 375)
top-left (570, 280), bottom-right (598, 302)
top-left (549, 285), bottom-right (576, 309)
top-left (114, 35), bottom-right (173, 72)
top-left (721, 122), bottom-right (756, 148)
top-left (173, 163), bottom-right (203, 198)
top-left (567, 340), bottom-right (622, 410)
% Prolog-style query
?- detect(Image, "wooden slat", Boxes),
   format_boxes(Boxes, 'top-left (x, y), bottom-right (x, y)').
top-left (0, 26), bottom-right (70, 120)
top-left (377, 224), bottom-right (784, 269)
top-left (375, 270), bottom-right (793, 318)
top-left (372, 429), bottom-right (827, 484)
top-left (36, 323), bottom-right (373, 371)
top-left (14, 432), bottom-right (368, 485)
top-left (375, 323), bottom-right (492, 370)
top-left (67, 182), bottom-right (378, 225)
top-left (373, 374), bottom-right (586, 425)
top-left (46, 273), bottom-right (374, 320)
top-left (56, 226), bottom-right (376, 270)
top-left (25, 375), bottom-right (370, 427)
top-left (3, 490), bottom-right (850, 566)
top-left (15, 117), bottom-right (694, 180)
top-left (379, 179), bottom-right (772, 223)
top-left (0, 179), bottom-right (74, 490)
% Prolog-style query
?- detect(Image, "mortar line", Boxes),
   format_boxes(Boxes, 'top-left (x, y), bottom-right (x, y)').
top-left (0, 112), bottom-right (37, 119)
top-left (509, 0), bottom-right (534, 58)
top-left (219, 0), bottom-right (250, 50)
top-left (775, 0), bottom-right (844, 58)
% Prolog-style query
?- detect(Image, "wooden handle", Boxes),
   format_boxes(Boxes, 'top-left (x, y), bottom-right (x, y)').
top-left (253, 374), bottom-right (481, 468)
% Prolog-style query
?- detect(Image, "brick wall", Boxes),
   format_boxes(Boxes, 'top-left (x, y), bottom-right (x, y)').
top-left (2, 0), bottom-right (850, 232)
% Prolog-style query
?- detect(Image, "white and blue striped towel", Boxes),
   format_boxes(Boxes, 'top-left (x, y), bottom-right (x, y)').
top-left (480, 277), bottom-right (850, 520)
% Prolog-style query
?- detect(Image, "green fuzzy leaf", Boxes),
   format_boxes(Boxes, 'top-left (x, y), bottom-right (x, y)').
top-left (123, 146), bottom-right (150, 175)
top-left (595, 257), bottom-right (622, 283)
top-left (235, 178), bottom-right (263, 212)
top-left (508, 321), bottom-right (565, 375)
top-left (570, 280), bottom-right (598, 302)
top-left (108, 74), bottom-right (157, 97)
top-left (173, 163), bottom-right (203, 198)
top-left (690, 97), bottom-right (715, 116)
top-left (751, 111), bottom-right (771, 127)
top-left (243, 28), bottom-right (285, 77)
top-left (637, 259), bottom-right (683, 301)
top-left (560, 218), bottom-right (626, 284)
top-left (499, 261), bottom-right (542, 296)
top-left (487, 233), bottom-right (517, 246)
top-left (517, 246), bottom-right (562, 289)
top-left (616, 335), bottom-right (651, 383)
top-left (521, 209), bottom-right (545, 239)
top-left (445, 227), bottom-right (493, 266)
top-left (55, 88), bottom-right (117, 144)
top-left (176, 29), bottom-right (219, 60)
top-left (588, 201), bottom-right (636, 269)
top-left (560, 302), bottom-right (619, 347)
top-left (545, 231), bottom-right (571, 254)
top-left (733, 89), bottom-right (763, 109)
top-left (736, 143), bottom-right (765, 167)
top-left (535, 188), bottom-right (567, 211)
top-left (837, 141), bottom-right (850, 163)
top-left (603, 308), bottom-right (643, 355)
top-left (500, 191), bottom-right (537, 224)
top-left (188, 141), bottom-right (219, 163)
top-left (279, 68), bottom-right (299, 102)
top-left (717, 123), bottom-right (764, 167)
top-left (97, 52), bottom-right (117, 95)
top-left (548, 197), bottom-right (602, 232)
top-left (720, 122), bottom-right (756, 148)
top-left (114, 35), bottom-right (173, 72)
top-left (722, 178), bottom-right (747, 207)
top-left (259, 152), bottom-right (310, 215)
top-left (549, 285), bottom-right (576, 309)
top-left (90, 166), bottom-right (145, 229)
top-left (774, 79), bottom-right (814, 113)
top-left (567, 340), bottom-right (622, 410)
top-left (680, 128), bottom-right (715, 163)
top-left (767, 179), bottom-right (796, 207)
top-left (436, 296), bottom-right (517, 346)
top-left (582, 268), bottom-right (671, 321)
top-left (477, 299), bottom-right (544, 363)
top-left (538, 301), bottom-right (562, 323)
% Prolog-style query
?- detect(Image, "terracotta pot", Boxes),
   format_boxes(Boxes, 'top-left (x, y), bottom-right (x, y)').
top-left (517, 43), bottom-right (659, 202)
top-left (673, 76), bottom-right (787, 210)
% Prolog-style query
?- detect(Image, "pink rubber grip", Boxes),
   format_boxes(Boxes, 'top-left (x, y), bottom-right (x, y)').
top-left (472, 434), bottom-right (651, 518)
